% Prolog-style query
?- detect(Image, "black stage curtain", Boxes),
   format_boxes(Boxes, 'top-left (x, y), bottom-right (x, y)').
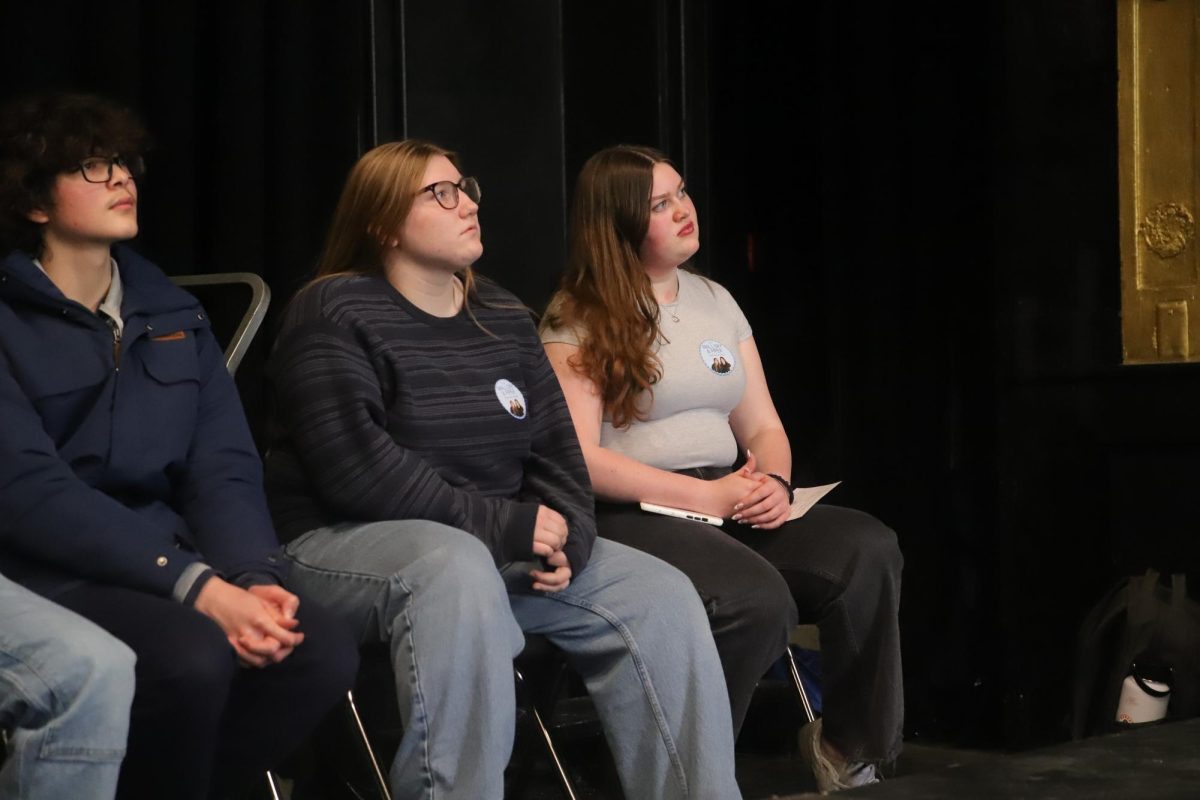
top-left (0, 0), bottom-right (367, 299)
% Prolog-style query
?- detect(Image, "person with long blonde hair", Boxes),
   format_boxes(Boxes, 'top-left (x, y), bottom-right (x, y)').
top-left (265, 140), bottom-right (741, 799)
top-left (542, 145), bottom-right (904, 793)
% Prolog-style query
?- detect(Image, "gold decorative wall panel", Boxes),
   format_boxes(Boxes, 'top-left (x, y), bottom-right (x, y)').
top-left (1119, 0), bottom-right (1200, 363)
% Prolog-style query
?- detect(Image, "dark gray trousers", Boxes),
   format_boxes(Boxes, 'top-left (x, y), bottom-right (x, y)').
top-left (596, 471), bottom-right (904, 763)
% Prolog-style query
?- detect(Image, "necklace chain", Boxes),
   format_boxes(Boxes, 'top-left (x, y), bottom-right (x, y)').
top-left (664, 275), bottom-right (681, 323)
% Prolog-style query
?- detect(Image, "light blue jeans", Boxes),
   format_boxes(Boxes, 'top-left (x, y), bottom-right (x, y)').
top-left (0, 573), bottom-right (135, 800)
top-left (284, 522), bottom-right (740, 800)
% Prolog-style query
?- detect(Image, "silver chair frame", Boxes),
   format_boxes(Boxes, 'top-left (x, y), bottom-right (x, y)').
top-left (171, 272), bottom-right (270, 376)
top-left (515, 668), bottom-right (579, 800)
top-left (787, 624), bottom-right (820, 723)
top-left (345, 690), bottom-right (393, 800)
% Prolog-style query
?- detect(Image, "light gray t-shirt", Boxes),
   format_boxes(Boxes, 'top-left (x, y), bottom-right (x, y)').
top-left (542, 269), bottom-right (753, 470)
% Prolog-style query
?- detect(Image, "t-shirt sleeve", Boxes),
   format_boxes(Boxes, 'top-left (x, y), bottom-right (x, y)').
top-left (538, 322), bottom-right (582, 348)
top-left (714, 281), bottom-right (754, 341)
top-left (537, 296), bottom-right (584, 346)
top-left (539, 325), bottom-right (581, 346)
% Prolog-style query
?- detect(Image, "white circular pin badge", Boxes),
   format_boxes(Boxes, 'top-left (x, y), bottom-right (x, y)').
top-left (495, 379), bottom-right (528, 419)
top-left (699, 339), bottom-right (735, 375)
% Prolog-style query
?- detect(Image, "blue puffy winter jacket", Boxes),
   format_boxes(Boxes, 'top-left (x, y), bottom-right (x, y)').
top-left (0, 245), bottom-right (286, 599)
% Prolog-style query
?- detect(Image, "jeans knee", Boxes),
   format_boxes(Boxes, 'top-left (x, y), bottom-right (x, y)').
top-left (658, 556), bottom-right (696, 597)
top-left (83, 637), bottom-right (136, 708)
top-left (40, 626), bottom-right (136, 717)
top-left (379, 528), bottom-right (516, 643)
top-left (641, 555), bottom-right (700, 605)
top-left (391, 524), bottom-right (499, 590)
top-left (440, 532), bottom-right (504, 587)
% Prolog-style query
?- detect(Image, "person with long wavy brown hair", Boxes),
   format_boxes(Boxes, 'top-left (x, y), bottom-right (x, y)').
top-left (541, 144), bottom-right (904, 793)
top-left (264, 140), bottom-right (741, 799)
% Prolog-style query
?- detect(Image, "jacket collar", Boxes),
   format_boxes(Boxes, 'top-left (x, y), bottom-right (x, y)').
top-left (1, 245), bottom-right (197, 319)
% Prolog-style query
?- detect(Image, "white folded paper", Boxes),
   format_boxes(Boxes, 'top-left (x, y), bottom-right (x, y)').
top-left (787, 482), bottom-right (842, 521)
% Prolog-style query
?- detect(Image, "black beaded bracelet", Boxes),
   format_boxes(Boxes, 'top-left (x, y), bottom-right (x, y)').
top-left (766, 473), bottom-right (794, 504)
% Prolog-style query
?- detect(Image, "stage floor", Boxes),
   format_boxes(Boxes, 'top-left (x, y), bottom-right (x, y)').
top-left (768, 718), bottom-right (1200, 799)
top-left (518, 709), bottom-right (1200, 798)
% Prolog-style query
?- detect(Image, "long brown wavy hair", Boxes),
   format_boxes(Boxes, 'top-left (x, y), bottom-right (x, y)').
top-left (308, 139), bottom-right (485, 322)
top-left (541, 144), bottom-right (674, 429)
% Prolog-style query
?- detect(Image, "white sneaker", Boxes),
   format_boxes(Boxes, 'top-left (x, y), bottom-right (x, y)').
top-left (798, 718), bottom-right (881, 794)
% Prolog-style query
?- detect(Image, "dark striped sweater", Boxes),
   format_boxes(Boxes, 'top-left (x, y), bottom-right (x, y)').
top-left (264, 274), bottom-right (596, 574)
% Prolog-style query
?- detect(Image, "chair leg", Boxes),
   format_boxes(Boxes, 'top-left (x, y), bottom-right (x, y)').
top-left (785, 646), bottom-right (817, 724)
top-left (346, 690), bottom-right (393, 800)
top-left (515, 668), bottom-right (578, 800)
top-left (264, 770), bottom-right (283, 800)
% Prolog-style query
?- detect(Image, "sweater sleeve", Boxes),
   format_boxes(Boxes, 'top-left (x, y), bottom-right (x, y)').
top-left (270, 313), bottom-right (537, 565)
top-left (517, 319), bottom-right (597, 575)
top-left (0, 350), bottom-right (200, 595)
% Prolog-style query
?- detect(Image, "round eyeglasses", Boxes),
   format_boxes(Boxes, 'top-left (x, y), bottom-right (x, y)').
top-left (76, 155), bottom-right (143, 184)
top-left (418, 177), bottom-right (481, 210)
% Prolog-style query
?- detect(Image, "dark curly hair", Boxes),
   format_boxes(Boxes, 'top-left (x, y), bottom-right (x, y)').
top-left (0, 92), bottom-right (147, 257)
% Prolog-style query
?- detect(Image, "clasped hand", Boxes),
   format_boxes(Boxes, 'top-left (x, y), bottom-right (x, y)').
top-left (723, 451), bottom-right (791, 530)
top-left (194, 578), bottom-right (304, 668)
top-left (530, 505), bottom-right (572, 592)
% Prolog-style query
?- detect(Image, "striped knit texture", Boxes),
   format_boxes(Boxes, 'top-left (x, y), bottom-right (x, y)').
top-left (264, 274), bottom-right (596, 573)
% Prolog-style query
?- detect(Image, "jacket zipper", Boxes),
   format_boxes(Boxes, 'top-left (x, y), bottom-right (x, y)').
top-left (105, 316), bottom-right (122, 370)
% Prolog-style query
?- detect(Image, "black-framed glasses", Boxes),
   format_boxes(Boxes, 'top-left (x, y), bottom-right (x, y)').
top-left (418, 176), bottom-right (481, 210)
top-left (76, 155), bottom-right (143, 184)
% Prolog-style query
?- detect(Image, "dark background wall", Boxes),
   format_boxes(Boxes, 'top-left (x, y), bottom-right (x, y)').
top-left (4, 0), bottom-right (1197, 750)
